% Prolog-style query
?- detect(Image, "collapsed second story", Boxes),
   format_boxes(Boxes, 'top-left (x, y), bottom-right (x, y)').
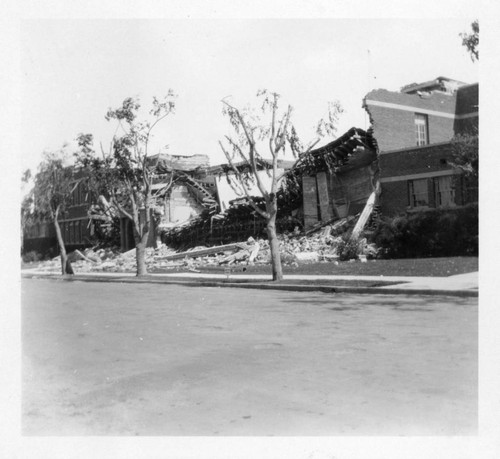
top-left (363, 76), bottom-right (478, 153)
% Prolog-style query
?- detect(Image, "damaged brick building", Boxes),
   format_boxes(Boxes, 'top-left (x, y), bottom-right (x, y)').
top-left (293, 127), bottom-right (380, 230)
top-left (363, 76), bottom-right (478, 215)
top-left (22, 154), bottom-right (220, 254)
top-left (119, 153), bottom-right (218, 251)
top-left (23, 76), bottom-right (478, 255)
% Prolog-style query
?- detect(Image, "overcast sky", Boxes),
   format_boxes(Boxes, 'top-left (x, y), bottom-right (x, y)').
top-left (20, 18), bottom-right (478, 172)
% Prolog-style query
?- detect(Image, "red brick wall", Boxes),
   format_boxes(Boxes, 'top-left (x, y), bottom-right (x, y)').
top-left (368, 105), bottom-right (455, 152)
top-left (455, 84), bottom-right (478, 116)
top-left (427, 115), bottom-right (455, 145)
top-left (367, 105), bottom-right (414, 152)
top-left (380, 181), bottom-right (409, 215)
top-left (379, 143), bottom-right (454, 178)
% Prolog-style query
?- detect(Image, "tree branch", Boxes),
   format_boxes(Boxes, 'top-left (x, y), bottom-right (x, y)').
top-left (218, 141), bottom-right (269, 219)
top-left (247, 144), bottom-right (268, 198)
top-left (147, 112), bottom-right (171, 138)
top-left (225, 135), bottom-right (250, 165)
top-left (110, 188), bottom-right (134, 221)
top-left (222, 99), bottom-right (268, 198)
top-left (269, 93), bottom-right (277, 157)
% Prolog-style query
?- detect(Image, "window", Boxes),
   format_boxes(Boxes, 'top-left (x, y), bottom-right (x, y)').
top-left (408, 179), bottom-right (429, 207)
top-left (434, 175), bottom-right (455, 207)
top-left (415, 113), bottom-right (428, 146)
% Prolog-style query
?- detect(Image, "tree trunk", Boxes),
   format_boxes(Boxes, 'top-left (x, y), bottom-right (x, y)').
top-left (135, 231), bottom-right (149, 277)
top-left (53, 217), bottom-right (73, 275)
top-left (266, 212), bottom-right (283, 282)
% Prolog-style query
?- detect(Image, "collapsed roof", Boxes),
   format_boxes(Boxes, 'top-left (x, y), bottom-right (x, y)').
top-left (207, 158), bottom-right (296, 176)
top-left (291, 127), bottom-right (379, 176)
top-left (150, 153), bottom-right (210, 173)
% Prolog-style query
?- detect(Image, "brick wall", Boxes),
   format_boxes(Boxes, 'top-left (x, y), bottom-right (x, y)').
top-left (427, 115), bottom-right (455, 145)
top-left (380, 181), bottom-right (408, 215)
top-left (455, 84), bottom-right (478, 115)
top-left (368, 105), bottom-right (455, 152)
top-left (364, 83), bottom-right (478, 216)
top-left (381, 174), bottom-right (469, 216)
top-left (380, 143), bottom-right (454, 178)
top-left (367, 105), bottom-right (414, 151)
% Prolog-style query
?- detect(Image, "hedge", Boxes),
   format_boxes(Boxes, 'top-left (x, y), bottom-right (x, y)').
top-left (371, 204), bottom-right (478, 258)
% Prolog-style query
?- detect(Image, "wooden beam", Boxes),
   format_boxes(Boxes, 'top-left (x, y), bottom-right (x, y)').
top-left (156, 242), bottom-right (246, 261)
top-left (350, 181), bottom-right (381, 240)
top-left (316, 172), bottom-right (332, 222)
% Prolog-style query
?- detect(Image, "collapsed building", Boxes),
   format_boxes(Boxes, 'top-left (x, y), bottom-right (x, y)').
top-left (291, 127), bottom-right (379, 231)
top-left (119, 153), bottom-right (218, 251)
top-left (23, 76), bottom-right (478, 256)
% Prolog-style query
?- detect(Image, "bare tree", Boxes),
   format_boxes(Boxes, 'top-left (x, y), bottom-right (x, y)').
top-left (76, 93), bottom-right (177, 276)
top-left (219, 90), bottom-right (342, 281)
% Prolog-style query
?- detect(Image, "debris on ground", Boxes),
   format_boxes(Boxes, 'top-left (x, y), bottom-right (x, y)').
top-left (25, 217), bottom-right (380, 273)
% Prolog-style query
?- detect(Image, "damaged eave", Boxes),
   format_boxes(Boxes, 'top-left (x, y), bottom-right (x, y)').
top-left (292, 127), bottom-right (378, 175)
top-left (151, 153), bottom-right (210, 175)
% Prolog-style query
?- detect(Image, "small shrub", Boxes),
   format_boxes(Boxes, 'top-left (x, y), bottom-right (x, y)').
top-left (336, 234), bottom-right (362, 261)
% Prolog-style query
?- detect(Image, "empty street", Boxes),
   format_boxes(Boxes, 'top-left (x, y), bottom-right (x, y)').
top-left (22, 279), bottom-right (477, 436)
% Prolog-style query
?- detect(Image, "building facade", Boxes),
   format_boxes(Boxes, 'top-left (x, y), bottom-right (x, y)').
top-left (363, 76), bottom-right (478, 215)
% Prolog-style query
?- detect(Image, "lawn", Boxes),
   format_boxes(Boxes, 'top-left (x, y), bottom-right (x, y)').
top-left (23, 255), bottom-right (478, 278)
top-left (181, 256), bottom-right (478, 278)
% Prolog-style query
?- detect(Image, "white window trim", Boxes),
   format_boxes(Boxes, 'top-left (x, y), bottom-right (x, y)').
top-left (415, 113), bottom-right (428, 146)
top-left (381, 169), bottom-right (460, 183)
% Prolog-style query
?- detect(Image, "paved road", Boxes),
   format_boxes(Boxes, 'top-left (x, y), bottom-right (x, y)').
top-left (22, 278), bottom-right (477, 435)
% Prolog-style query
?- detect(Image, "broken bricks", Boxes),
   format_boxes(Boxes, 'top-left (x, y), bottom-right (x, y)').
top-left (30, 221), bottom-right (379, 274)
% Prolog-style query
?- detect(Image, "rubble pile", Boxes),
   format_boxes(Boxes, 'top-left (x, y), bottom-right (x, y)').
top-left (25, 219), bottom-right (379, 273)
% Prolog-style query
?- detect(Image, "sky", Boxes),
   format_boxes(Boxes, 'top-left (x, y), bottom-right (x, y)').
top-left (20, 18), bottom-right (479, 173)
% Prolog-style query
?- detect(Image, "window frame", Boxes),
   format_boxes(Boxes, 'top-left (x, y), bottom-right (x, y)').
top-left (408, 178), bottom-right (430, 208)
top-left (433, 175), bottom-right (456, 208)
top-left (414, 113), bottom-right (429, 146)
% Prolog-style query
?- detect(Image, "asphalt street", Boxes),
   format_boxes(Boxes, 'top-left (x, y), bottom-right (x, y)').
top-left (22, 278), bottom-right (477, 435)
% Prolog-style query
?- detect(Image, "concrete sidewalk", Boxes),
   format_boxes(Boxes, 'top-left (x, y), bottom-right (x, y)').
top-left (21, 269), bottom-right (479, 297)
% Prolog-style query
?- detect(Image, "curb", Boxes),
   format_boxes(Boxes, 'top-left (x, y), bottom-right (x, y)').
top-left (21, 272), bottom-right (478, 298)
